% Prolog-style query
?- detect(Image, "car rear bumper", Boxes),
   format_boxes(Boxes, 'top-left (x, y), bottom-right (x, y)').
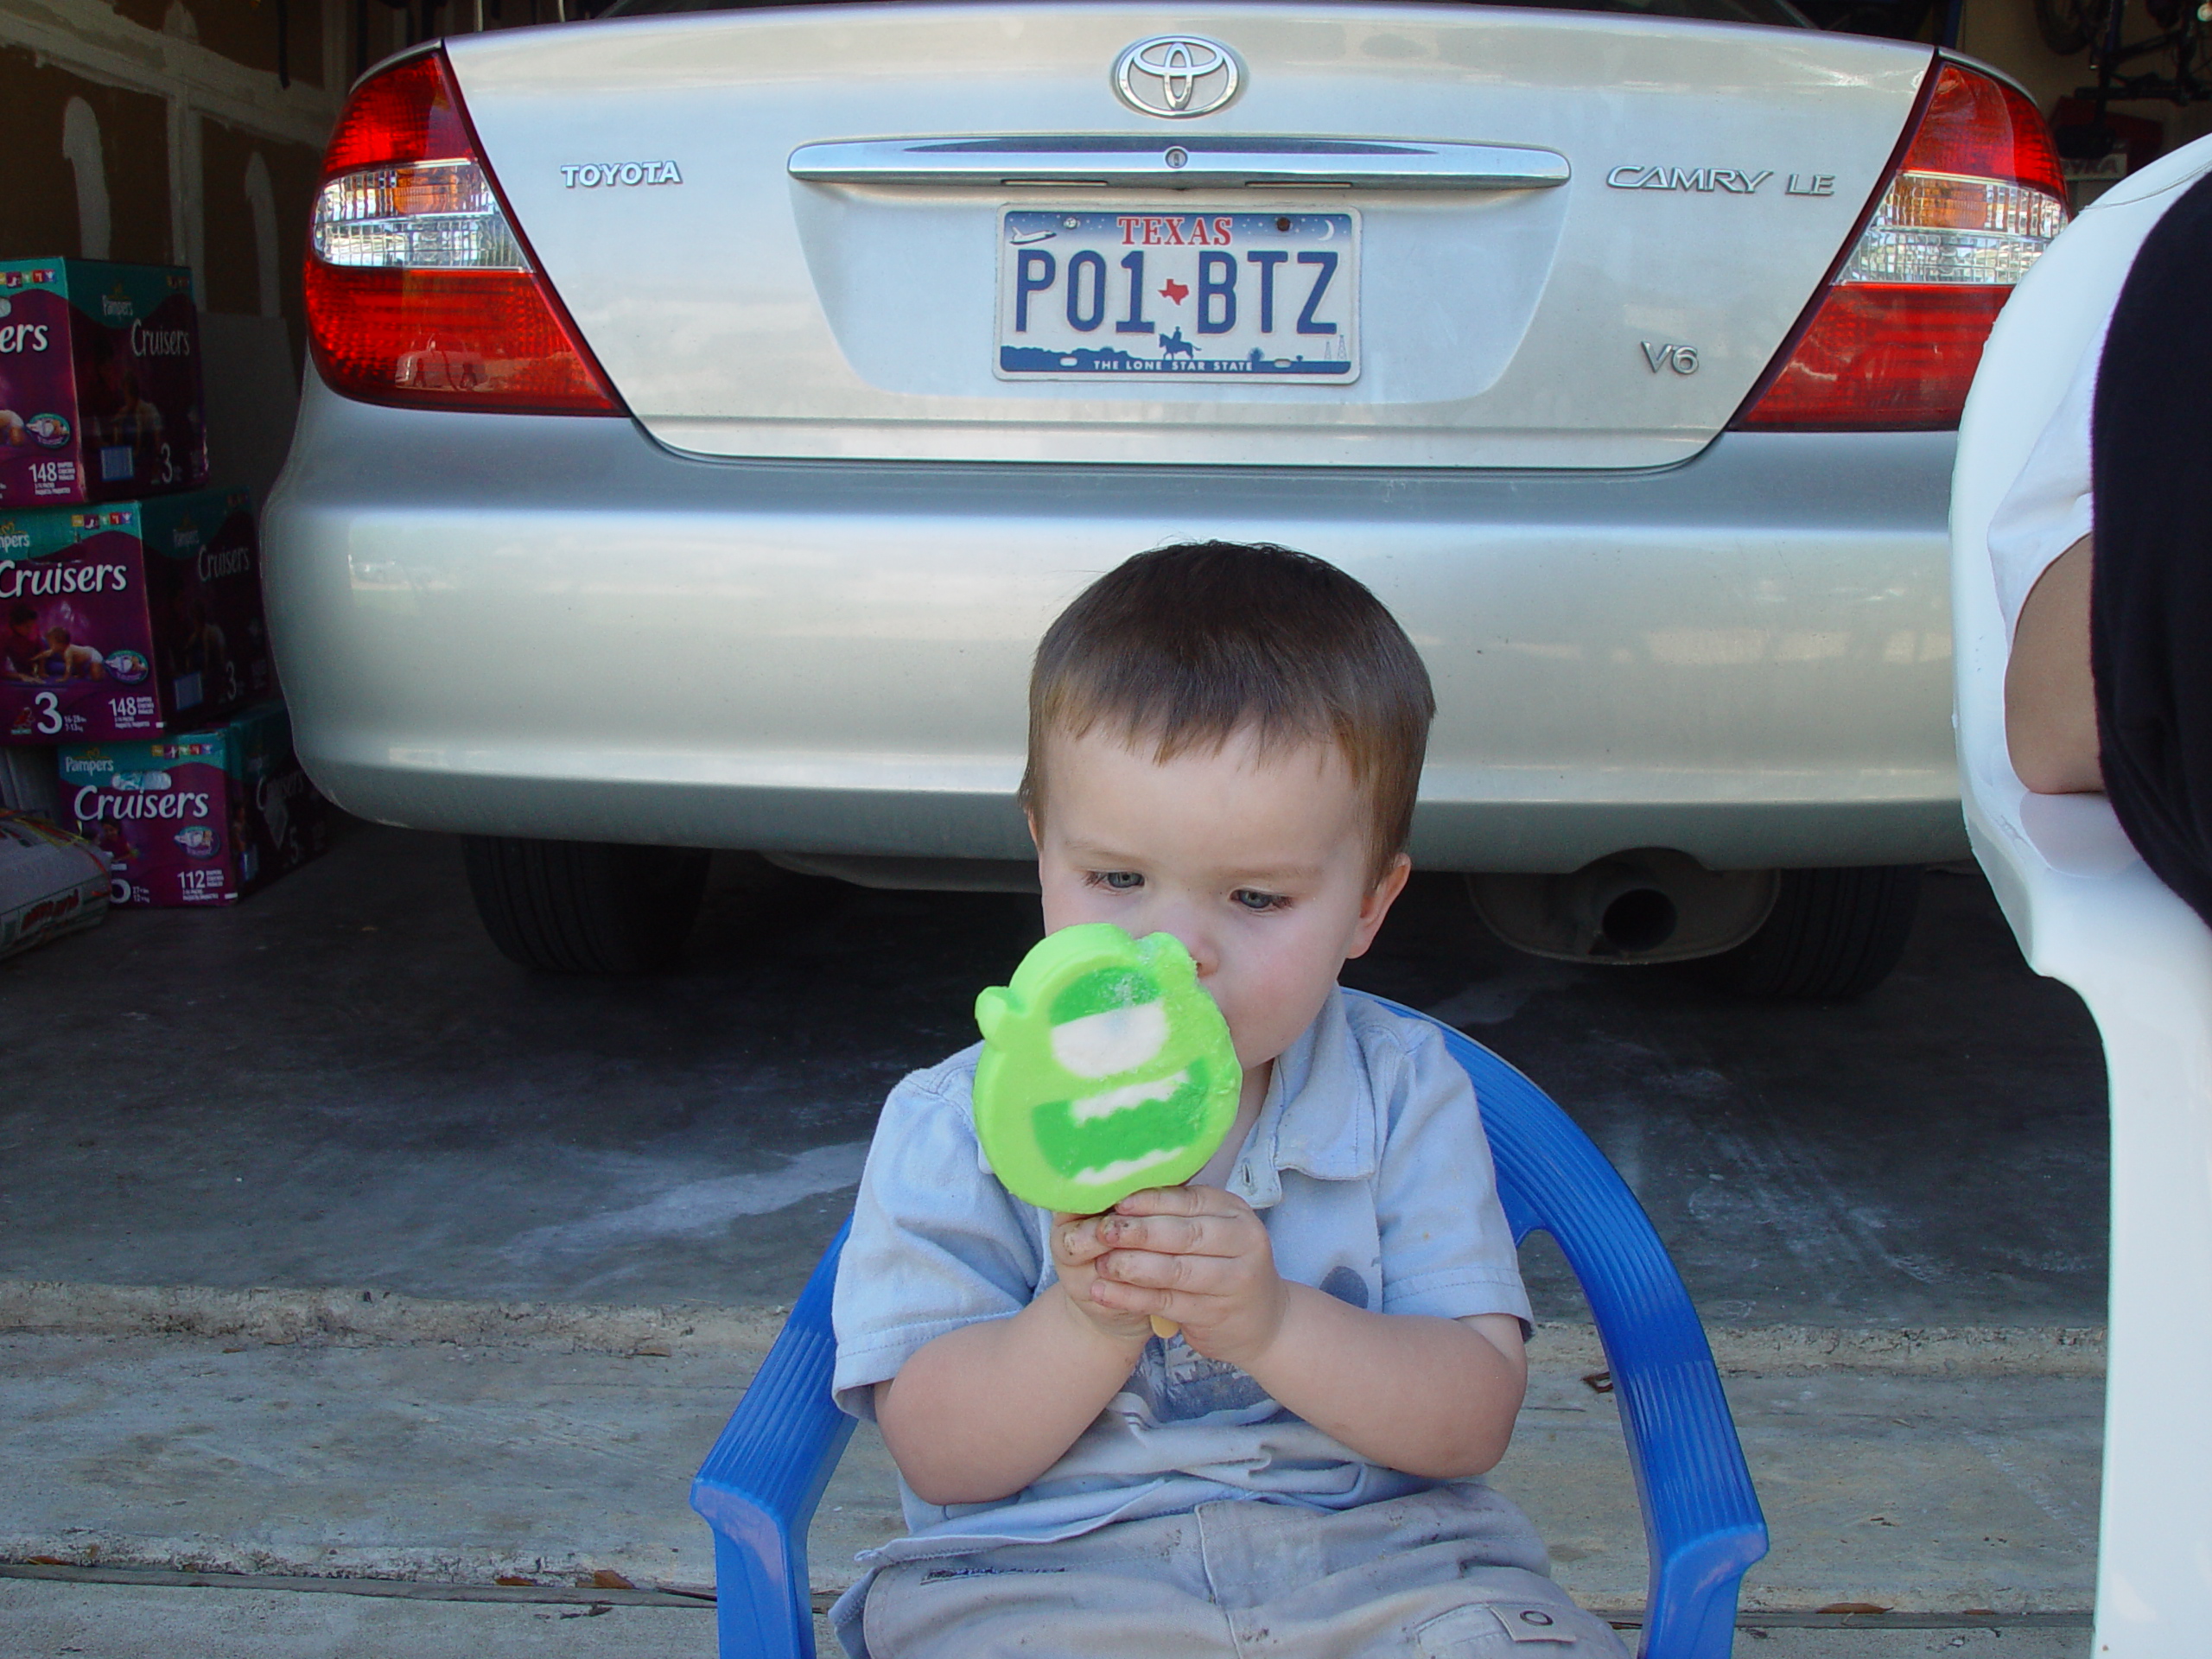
top-left (263, 379), bottom-right (1966, 872)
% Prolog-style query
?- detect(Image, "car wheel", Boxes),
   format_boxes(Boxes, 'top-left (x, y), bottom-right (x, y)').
top-left (1694, 865), bottom-right (1922, 1001)
top-left (462, 836), bottom-right (710, 974)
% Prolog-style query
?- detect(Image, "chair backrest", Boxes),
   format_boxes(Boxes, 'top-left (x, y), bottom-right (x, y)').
top-left (1354, 995), bottom-right (1766, 1659)
top-left (1949, 137), bottom-right (2212, 1657)
top-left (695, 1001), bottom-right (1766, 1659)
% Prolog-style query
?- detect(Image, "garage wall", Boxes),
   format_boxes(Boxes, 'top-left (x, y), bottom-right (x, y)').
top-left (0, 0), bottom-right (352, 505)
top-left (0, 0), bottom-right (563, 507)
top-left (1961, 0), bottom-right (2212, 150)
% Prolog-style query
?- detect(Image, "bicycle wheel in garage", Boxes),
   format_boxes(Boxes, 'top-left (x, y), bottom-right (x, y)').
top-left (2035, 0), bottom-right (2100, 57)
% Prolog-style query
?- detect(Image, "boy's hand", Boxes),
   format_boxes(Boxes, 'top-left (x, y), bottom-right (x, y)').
top-left (1050, 1213), bottom-right (1160, 1349)
top-left (1078, 1185), bottom-right (1289, 1370)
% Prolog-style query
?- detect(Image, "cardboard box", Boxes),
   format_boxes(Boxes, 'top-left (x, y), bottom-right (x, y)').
top-left (0, 259), bottom-right (208, 507)
top-left (57, 702), bottom-right (328, 906)
top-left (1, 487), bottom-right (273, 743)
top-left (0, 744), bottom-right (60, 817)
top-left (0, 810), bottom-right (108, 958)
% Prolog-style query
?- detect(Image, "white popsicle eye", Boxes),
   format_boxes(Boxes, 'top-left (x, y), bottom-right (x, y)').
top-left (1050, 1001), bottom-right (1169, 1079)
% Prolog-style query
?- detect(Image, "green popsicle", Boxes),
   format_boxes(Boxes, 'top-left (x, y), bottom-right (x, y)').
top-left (973, 922), bottom-right (1241, 1218)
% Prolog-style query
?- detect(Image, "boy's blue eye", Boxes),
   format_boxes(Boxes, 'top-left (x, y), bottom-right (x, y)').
top-left (1232, 889), bottom-right (1287, 912)
top-left (1087, 870), bottom-right (1143, 891)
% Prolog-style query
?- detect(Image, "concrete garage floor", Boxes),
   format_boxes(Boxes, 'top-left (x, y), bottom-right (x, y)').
top-left (0, 821), bottom-right (2112, 1656)
top-left (0, 823), bottom-right (2107, 1325)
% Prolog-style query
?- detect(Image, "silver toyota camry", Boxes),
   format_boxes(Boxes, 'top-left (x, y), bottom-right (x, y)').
top-left (264, 0), bottom-right (2068, 992)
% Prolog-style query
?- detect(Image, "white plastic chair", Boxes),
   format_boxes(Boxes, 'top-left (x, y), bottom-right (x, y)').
top-left (1952, 134), bottom-right (2212, 1653)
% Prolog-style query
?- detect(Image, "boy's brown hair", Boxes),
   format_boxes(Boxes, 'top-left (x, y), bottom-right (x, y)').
top-left (1020, 542), bottom-right (1434, 885)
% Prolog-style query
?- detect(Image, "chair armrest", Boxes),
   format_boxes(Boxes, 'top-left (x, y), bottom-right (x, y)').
top-left (1427, 1019), bottom-right (1769, 1659)
top-left (692, 1218), bottom-right (859, 1659)
top-left (1609, 1353), bottom-right (1770, 1659)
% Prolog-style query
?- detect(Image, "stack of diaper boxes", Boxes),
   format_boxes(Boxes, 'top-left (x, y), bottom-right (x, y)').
top-left (0, 257), bottom-right (327, 906)
top-left (57, 702), bottom-right (327, 906)
top-left (0, 258), bottom-right (207, 507)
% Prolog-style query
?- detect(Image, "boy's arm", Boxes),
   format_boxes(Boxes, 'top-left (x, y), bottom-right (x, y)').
top-left (874, 1216), bottom-right (1154, 1507)
top-left (1069, 1185), bottom-right (1528, 1479)
top-left (875, 1284), bottom-right (1143, 1506)
top-left (839, 1062), bottom-right (1149, 1510)
top-left (1248, 1292), bottom-right (1526, 1478)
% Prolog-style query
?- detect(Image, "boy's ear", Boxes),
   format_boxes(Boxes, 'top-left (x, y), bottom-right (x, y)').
top-left (1345, 853), bottom-right (1413, 961)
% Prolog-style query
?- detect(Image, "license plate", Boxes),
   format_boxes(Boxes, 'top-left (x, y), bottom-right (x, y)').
top-left (996, 209), bottom-right (1358, 382)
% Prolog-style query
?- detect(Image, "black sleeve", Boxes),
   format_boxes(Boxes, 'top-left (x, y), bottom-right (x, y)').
top-left (2090, 167), bottom-right (2212, 928)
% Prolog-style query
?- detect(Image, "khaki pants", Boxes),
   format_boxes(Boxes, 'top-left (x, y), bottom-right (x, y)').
top-left (861, 1485), bottom-right (1630, 1659)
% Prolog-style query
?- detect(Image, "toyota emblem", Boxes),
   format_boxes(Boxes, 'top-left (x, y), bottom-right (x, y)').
top-left (1113, 35), bottom-right (1242, 118)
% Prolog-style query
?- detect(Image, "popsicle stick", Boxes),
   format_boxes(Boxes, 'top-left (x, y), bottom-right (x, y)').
top-left (1150, 1314), bottom-right (1180, 1339)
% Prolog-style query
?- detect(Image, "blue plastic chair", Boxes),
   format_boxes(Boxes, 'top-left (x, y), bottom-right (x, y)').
top-left (692, 995), bottom-right (1769, 1659)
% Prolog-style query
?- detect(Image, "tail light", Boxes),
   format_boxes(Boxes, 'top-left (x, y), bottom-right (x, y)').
top-left (1732, 60), bottom-right (2067, 431)
top-left (305, 48), bottom-right (621, 415)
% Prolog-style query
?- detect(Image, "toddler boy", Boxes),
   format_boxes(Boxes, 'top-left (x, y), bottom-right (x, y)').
top-left (830, 542), bottom-right (1625, 1658)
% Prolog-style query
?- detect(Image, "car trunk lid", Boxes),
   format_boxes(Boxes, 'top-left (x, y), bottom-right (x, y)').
top-left (447, 3), bottom-right (1931, 468)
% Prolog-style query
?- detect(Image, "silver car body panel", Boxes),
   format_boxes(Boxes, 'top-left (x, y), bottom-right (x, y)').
top-left (446, 6), bottom-right (1931, 469)
top-left (262, 378), bottom-right (1966, 873)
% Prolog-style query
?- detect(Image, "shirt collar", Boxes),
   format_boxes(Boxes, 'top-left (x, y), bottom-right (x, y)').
top-left (1230, 987), bottom-right (1377, 1207)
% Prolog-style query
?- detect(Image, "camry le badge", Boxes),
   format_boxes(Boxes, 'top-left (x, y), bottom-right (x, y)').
top-left (1113, 36), bottom-right (1241, 119)
top-left (1605, 165), bottom-right (1774, 194)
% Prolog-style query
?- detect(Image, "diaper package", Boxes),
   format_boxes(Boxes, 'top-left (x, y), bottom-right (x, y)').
top-left (1, 487), bottom-right (272, 744)
top-left (56, 702), bottom-right (328, 906)
top-left (0, 259), bottom-right (207, 508)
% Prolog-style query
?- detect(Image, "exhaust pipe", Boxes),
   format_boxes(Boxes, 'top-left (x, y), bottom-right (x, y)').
top-left (1467, 849), bottom-right (1778, 965)
top-left (1592, 880), bottom-right (1678, 955)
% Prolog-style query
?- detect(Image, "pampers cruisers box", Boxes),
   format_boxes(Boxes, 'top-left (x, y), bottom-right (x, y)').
top-left (0, 487), bottom-right (271, 743)
top-left (0, 259), bottom-right (207, 506)
top-left (58, 702), bottom-right (328, 906)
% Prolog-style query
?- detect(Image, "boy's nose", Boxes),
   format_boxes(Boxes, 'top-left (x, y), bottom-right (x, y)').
top-left (1147, 911), bottom-right (1217, 982)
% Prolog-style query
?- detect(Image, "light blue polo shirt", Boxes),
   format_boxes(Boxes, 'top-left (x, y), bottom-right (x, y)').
top-left (830, 987), bottom-right (1531, 1580)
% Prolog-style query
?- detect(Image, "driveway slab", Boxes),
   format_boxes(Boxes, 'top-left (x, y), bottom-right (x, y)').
top-left (0, 1324), bottom-right (2098, 1615)
top-left (0, 1577), bottom-right (2092, 1659)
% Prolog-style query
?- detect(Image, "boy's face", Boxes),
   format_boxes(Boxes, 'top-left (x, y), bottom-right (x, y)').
top-left (1030, 726), bottom-right (1410, 1087)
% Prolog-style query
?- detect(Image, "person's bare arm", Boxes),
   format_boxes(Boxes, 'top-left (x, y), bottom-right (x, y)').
top-left (1243, 1292), bottom-right (1524, 1478)
top-left (874, 1225), bottom-right (1153, 1507)
top-left (2005, 536), bottom-right (2103, 794)
top-left (1071, 1186), bottom-right (1527, 1478)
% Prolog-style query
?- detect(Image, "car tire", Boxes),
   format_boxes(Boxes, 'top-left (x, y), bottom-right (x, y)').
top-left (462, 836), bottom-right (710, 974)
top-left (1694, 864), bottom-right (1922, 1001)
